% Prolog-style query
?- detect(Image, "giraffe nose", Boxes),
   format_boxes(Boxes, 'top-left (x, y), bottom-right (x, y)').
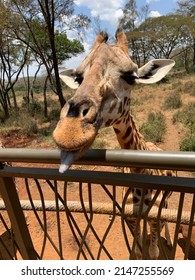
top-left (67, 102), bottom-right (80, 117)
top-left (53, 99), bottom-right (99, 152)
top-left (62, 99), bottom-right (97, 124)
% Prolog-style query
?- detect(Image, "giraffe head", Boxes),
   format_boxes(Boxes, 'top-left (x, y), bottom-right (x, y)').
top-left (53, 29), bottom-right (175, 172)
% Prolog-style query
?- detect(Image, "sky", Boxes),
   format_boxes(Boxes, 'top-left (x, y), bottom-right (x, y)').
top-left (65, 0), bottom-right (180, 69)
top-left (29, 0), bottom-right (179, 76)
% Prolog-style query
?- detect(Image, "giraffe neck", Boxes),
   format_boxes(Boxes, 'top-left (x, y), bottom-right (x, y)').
top-left (113, 113), bottom-right (148, 151)
top-left (113, 112), bottom-right (151, 174)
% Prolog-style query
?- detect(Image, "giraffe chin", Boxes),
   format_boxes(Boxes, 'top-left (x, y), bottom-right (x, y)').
top-left (59, 150), bottom-right (78, 173)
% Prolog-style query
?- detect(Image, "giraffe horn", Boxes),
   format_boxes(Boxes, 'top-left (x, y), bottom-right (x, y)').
top-left (116, 28), bottom-right (129, 54)
top-left (93, 31), bottom-right (108, 49)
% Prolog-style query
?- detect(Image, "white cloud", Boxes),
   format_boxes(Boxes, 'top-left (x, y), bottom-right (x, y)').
top-left (64, 1), bottom-right (161, 69)
top-left (75, 0), bottom-right (125, 29)
top-left (146, 0), bottom-right (160, 3)
top-left (149, 10), bottom-right (161, 17)
top-left (65, 27), bottom-right (94, 69)
top-left (65, 35), bottom-right (94, 68)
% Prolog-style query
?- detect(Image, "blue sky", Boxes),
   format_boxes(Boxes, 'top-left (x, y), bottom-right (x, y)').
top-left (74, 0), bottom-right (179, 33)
top-left (65, 0), bottom-right (179, 68)
top-left (30, 0), bottom-right (179, 75)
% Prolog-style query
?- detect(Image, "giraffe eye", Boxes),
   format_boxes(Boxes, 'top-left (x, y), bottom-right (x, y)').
top-left (75, 74), bottom-right (83, 85)
top-left (121, 71), bottom-right (138, 85)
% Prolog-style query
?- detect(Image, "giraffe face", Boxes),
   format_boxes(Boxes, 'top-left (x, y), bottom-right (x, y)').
top-left (53, 30), bottom-right (138, 171)
top-left (53, 30), bottom-right (175, 172)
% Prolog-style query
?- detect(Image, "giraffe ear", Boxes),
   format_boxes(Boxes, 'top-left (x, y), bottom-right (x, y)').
top-left (59, 68), bottom-right (79, 89)
top-left (137, 59), bottom-right (175, 84)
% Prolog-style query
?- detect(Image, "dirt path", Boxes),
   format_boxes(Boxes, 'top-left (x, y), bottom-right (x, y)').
top-left (159, 111), bottom-right (181, 151)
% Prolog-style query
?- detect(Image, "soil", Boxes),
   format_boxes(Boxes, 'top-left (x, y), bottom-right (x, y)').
top-left (0, 77), bottom-right (195, 260)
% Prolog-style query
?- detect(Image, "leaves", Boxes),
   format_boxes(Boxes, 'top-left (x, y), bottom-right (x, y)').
top-left (120, 0), bottom-right (195, 70)
top-left (0, 0), bottom-right (90, 116)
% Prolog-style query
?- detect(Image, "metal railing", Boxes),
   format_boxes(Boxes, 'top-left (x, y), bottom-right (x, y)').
top-left (0, 149), bottom-right (195, 260)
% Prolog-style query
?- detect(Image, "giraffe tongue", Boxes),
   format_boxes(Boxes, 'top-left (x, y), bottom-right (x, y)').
top-left (59, 150), bottom-right (78, 173)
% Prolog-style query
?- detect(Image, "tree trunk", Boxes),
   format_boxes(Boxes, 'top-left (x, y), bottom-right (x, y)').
top-left (193, 38), bottom-right (195, 70)
top-left (11, 88), bottom-right (18, 109)
top-left (30, 62), bottom-right (41, 101)
top-left (39, 0), bottom-right (66, 108)
top-left (43, 76), bottom-right (49, 118)
top-left (0, 93), bottom-right (10, 119)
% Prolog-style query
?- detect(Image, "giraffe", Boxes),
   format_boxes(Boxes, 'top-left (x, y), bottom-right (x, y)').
top-left (53, 29), bottom-right (175, 259)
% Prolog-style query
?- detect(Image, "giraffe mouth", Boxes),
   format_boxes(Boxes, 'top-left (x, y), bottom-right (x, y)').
top-left (58, 138), bottom-right (96, 173)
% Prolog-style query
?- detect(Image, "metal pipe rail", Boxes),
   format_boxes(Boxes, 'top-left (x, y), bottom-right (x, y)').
top-left (0, 148), bottom-right (195, 171)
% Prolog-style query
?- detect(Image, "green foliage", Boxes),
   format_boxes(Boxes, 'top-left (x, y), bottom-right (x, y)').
top-left (27, 20), bottom-right (84, 64)
top-left (21, 119), bottom-right (38, 136)
top-left (163, 92), bottom-right (182, 110)
top-left (180, 134), bottom-right (195, 151)
top-left (182, 80), bottom-right (195, 96)
top-left (49, 108), bottom-right (60, 120)
top-left (55, 31), bottom-right (84, 63)
top-left (30, 101), bottom-right (43, 116)
top-left (173, 101), bottom-right (195, 151)
top-left (158, 76), bottom-right (171, 84)
top-left (172, 79), bottom-right (195, 96)
top-left (172, 102), bottom-right (195, 132)
top-left (140, 112), bottom-right (166, 143)
top-left (0, 108), bottom-right (38, 136)
top-left (120, 1), bottom-right (195, 71)
top-left (131, 93), bottom-right (153, 107)
top-left (91, 138), bottom-right (107, 149)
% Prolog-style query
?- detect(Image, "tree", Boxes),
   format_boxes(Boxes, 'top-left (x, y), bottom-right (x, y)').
top-left (176, 0), bottom-right (195, 71)
top-left (120, 0), bottom-right (195, 70)
top-left (18, 18), bottom-right (84, 116)
top-left (177, 0), bottom-right (195, 16)
top-left (0, 2), bottom-right (28, 118)
top-left (137, 15), bottom-right (186, 59)
top-left (119, 0), bottom-right (138, 32)
top-left (119, 0), bottom-right (141, 64)
top-left (10, 0), bottom-right (90, 108)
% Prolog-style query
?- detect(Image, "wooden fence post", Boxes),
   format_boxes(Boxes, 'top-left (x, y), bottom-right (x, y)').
top-left (0, 176), bottom-right (38, 259)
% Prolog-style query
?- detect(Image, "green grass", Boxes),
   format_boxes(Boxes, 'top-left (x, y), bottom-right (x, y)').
top-left (173, 102), bottom-right (195, 152)
top-left (140, 111), bottom-right (166, 143)
top-left (180, 134), bottom-right (195, 151)
top-left (0, 96), bottom-right (61, 138)
top-left (172, 102), bottom-right (195, 133)
top-left (162, 92), bottom-right (182, 110)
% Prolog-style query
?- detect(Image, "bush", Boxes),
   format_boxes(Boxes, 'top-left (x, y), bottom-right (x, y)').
top-left (91, 138), bottom-right (107, 149)
top-left (180, 134), bottom-right (195, 151)
top-left (20, 119), bottom-right (38, 136)
top-left (140, 111), bottom-right (166, 143)
top-left (29, 101), bottom-right (42, 116)
top-left (183, 80), bottom-right (195, 96)
top-left (163, 92), bottom-right (182, 110)
top-left (172, 102), bottom-right (195, 133)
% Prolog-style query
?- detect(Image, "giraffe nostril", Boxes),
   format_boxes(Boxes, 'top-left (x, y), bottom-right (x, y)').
top-left (82, 107), bottom-right (90, 117)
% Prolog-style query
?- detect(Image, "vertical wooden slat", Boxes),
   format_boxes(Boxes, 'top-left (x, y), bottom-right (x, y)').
top-left (0, 177), bottom-right (38, 259)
